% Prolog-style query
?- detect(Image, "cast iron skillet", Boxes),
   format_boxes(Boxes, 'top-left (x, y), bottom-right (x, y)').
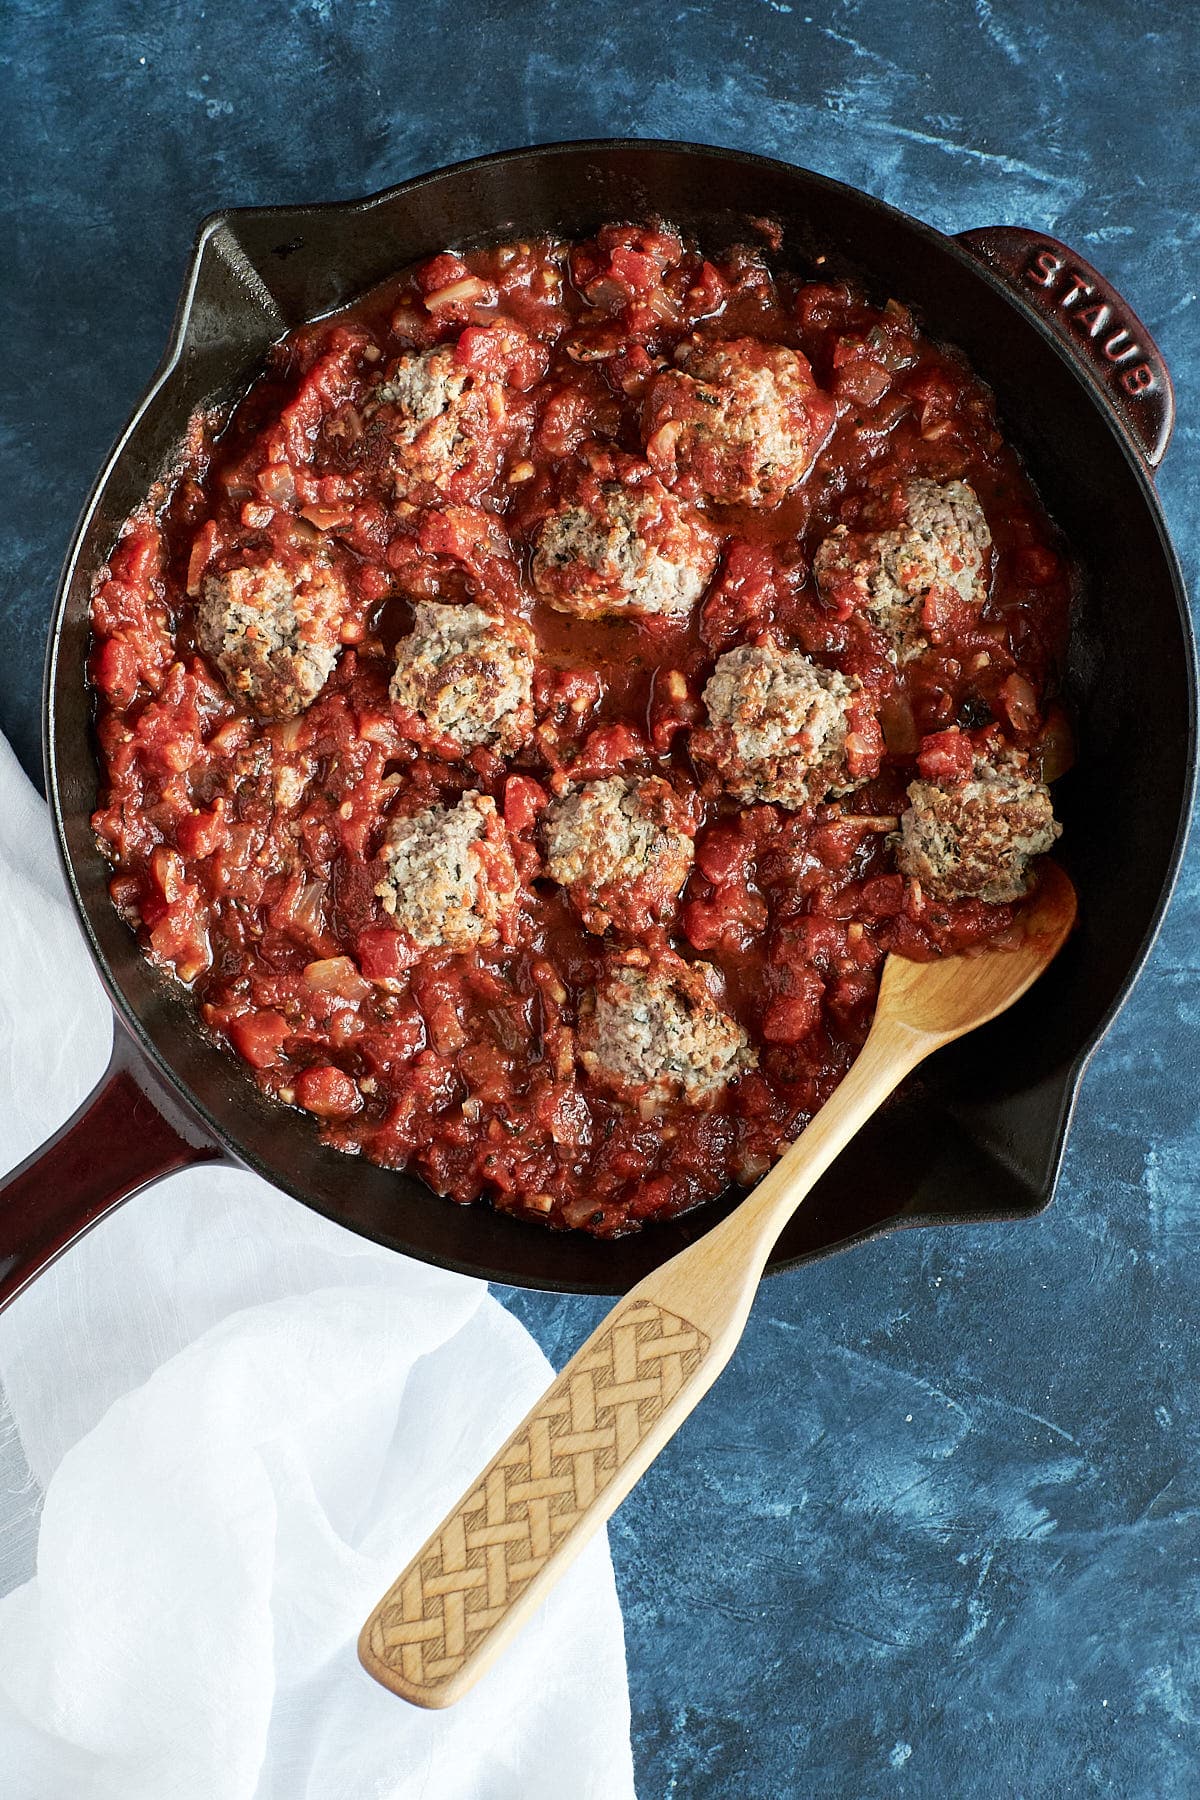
top-left (1, 140), bottom-right (1194, 1308)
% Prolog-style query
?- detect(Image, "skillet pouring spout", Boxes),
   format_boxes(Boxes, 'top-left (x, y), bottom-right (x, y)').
top-left (359, 867), bottom-right (1078, 1709)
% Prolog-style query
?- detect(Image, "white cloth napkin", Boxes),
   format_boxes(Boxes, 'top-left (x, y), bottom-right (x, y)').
top-left (0, 734), bottom-right (634, 1800)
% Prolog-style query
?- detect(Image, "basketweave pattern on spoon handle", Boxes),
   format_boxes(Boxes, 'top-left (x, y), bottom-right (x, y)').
top-left (364, 1297), bottom-right (711, 1690)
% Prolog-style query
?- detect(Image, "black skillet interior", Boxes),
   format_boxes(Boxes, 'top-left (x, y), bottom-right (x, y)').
top-left (47, 141), bottom-right (1196, 1295)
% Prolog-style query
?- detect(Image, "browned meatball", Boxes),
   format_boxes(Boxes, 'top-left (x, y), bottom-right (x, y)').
top-left (813, 478), bottom-right (992, 663)
top-left (196, 557), bottom-right (348, 719)
top-left (578, 954), bottom-right (755, 1111)
top-left (896, 747), bottom-right (1061, 903)
top-left (374, 792), bottom-right (519, 949)
top-left (370, 322), bottom-right (544, 499)
top-left (643, 337), bottom-right (837, 507)
top-left (370, 344), bottom-right (495, 497)
top-left (389, 601), bottom-right (535, 755)
top-left (693, 642), bottom-right (881, 808)
top-left (540, 776), bottom-right (697, 934)
top-left (530, 475), bottom-right (719, 619)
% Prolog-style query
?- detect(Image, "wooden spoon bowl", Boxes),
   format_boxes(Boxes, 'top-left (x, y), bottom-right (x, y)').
top-left (879, 861), bottom-right (1079, 1040)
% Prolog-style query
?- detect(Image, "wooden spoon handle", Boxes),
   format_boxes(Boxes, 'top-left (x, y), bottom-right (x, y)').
top-left (357, 1279), bottom-right (734, 1708)
top-left (359, 1019), bottom-right (927, 1708)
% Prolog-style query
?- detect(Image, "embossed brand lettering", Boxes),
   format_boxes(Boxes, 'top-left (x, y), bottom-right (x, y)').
top-left (1027, 249), bottom-right (1063, 286)
top-left (1074, 300), bottom-right (1111, 339)
top-left (1019, 242), bottom-right (1157, 404)
top-left (1102, 329), bottom-right (1140, 365)
top-left (1122, 363), bottom-right (1157, 395)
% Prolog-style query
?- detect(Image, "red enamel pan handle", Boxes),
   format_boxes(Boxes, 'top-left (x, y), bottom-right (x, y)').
top-left (957, 226), bottom-right (1175, 473)
top-left (0, 1026), bottom-right (225, 1314)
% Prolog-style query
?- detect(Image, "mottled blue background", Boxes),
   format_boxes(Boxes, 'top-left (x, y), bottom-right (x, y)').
top-left (3, 2), bottom-right (1198, 1794)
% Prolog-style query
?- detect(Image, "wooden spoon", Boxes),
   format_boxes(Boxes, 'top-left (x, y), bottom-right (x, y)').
top-left (359, 863), bottom-right (1077, 1708)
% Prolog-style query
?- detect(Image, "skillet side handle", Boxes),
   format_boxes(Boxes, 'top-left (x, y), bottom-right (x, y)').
top-left (0, 1027), bottom-right (224, 1315)
top-left (956, 226), bottom-right (1175, 473)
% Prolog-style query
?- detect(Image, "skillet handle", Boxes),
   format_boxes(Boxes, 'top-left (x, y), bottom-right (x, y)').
top-left (956, 226), bottom-right (1174, 472)
top-left (0, 1026), bottom-right (224, 1314)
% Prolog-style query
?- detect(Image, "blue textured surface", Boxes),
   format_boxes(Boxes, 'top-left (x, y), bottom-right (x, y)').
top-left (3, 3), bottom-right (1198, 1794)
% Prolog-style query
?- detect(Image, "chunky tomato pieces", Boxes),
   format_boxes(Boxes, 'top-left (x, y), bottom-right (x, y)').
top-left (89, 222), bottom-right (1071, 1236)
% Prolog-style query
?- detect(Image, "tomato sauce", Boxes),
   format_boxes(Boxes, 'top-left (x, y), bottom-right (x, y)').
top-left (89, 222), bottom-right (1073, 1235)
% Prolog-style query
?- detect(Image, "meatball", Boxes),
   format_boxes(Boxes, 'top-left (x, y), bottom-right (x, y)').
top-left (578, 955), bottom-right (756, 1109)
top-left (530, 476), bottom-right (719, 619)
top-left (813, 478), bottom-right (992, 663)
top-left (643, 337), bottom-right (836, 508)
top-left (541, 776), bottom-right (696, 934)
top-left (374, 791), bottom-right (519, 949)
top-left (196, 557), bottom-right (348, 719)
top-left (896, 749), bottom-right (1061, 904)
top-left (389, 601), bottom-right (535, 754)
top-left (694, 642), bottom-right (880, 808)
top-left (372, 343), bottom-right (501, 498)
